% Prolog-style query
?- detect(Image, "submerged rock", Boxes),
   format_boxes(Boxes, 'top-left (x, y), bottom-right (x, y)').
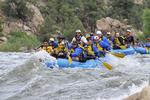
top-left (124, 86), bottom-right (150, 100)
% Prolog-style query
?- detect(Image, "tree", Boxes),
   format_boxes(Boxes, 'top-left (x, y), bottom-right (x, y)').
top-left (144, 0), bottom-right (150, 8)
top-left (0, 20), bottom-right (3, 36)
top-left (142, 9), bottom-right (150, 38)
top-left (109, 0), bottom-right (135, 19)
top-left (39, 0), bottom-right (85, 41)
top-left (108, 0), bottom-right (143, 29)
top-left (2, 0), bottom-right (31, 20)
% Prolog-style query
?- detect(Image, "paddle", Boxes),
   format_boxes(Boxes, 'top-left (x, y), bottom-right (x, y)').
top-left (109, 52), bottom-right (125, 58)
top-left (145, 47), bottom-right (149, 54)
top-left (97, 58), bottom-right (113, 70)
top-left (68, 55), bottom-right (72, 64)
top-left (67, 51), bottom-right (72, 64)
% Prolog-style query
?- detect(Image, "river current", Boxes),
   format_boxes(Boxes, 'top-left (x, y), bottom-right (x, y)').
top-left (0, 51), bottom-right (150, 100)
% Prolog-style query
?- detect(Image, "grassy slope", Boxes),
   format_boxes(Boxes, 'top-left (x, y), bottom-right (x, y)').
top-left (0, 31), bottom-right (40, 52)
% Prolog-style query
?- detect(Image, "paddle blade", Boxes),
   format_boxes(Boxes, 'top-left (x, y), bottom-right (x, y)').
top-left (145, 47), bottom-right (149, 54)
top-left (110, 52), bottom-right (125, 58)
top-left (102, 62), bottom-right (113, 70)
top-left (68, 56), bottom-right (72, 64)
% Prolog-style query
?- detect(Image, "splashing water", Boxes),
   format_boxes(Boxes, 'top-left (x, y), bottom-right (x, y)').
top-left (0, 51), bottom-right (150, 100)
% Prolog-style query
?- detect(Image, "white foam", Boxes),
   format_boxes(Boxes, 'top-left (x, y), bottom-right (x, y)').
top-left (97, 80), bottom-right (149, 100)
top-left (32, 50), bottom-right (58, 68)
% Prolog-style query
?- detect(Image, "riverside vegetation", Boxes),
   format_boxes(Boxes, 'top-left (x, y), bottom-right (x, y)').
top-left (0, 0), bottom-right (150, 51)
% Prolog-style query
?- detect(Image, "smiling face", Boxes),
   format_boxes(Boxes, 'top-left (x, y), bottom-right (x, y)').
top-left (43, 42), bottom-right (48, 47)
top-left (76, 32), bottom-right (81, 37)
top-left (115, 33), bottom-right (120, 37)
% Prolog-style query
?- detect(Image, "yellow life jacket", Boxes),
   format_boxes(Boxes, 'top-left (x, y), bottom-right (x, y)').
top-left (55, 43), bottom-right (67, 54)
top-left (96, 42), bottom-right (103, 51)
top-left (42, 46), bottom-right (53, 54)
top-left (86, 45), bottom-right (95, 56)
top-left (114, 36), bottom-right (126, 49)
top-left (70, 48), bottom-right (74, 53)
top-left (78, 44), bottom-right (94, 56)
top-left (114, 38), bottom-right (120, 45)
top-left (120, 45), bottom-right (126, 49)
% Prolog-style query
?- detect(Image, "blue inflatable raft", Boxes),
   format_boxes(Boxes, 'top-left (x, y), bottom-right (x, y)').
top-left (112, 47), bottom-right (150, 55)
top-left (44, 47), bottom-right (150, 69)
top-left (134, 47), bottom-right (150, 54)
top-left (145, 43), bottom-right (150, 47)
top-left (57, 58), bottom-right (106, 68)
top-left (111, 47), bottom-right (135, 55)
top-left (45, 58), bottom-right (108, 68)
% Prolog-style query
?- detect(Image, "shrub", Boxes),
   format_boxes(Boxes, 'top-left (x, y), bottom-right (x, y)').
top-left (0, 31), bottom-right (40, 51)
top-left (0, 19), bottom-right (4, 37)
top-left (2, 0), bottom-right (32, 21)
top-left (142, 9), bottom-right (150, 39)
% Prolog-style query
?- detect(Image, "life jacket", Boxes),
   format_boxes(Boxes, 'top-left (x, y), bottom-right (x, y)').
top-left (75, 36), bottom-right (82, 45)
top-left (114, 36), bottom-right (126, 49)
top-left (86, 45), bottom-right (95, 56)
top-left (74, 36), bottom-right (87, 47)
top-left (55, 43), bottom-right (67, 54)
top-left (125, 35), bottom-right (135, 46)
top-left (42, 46), bottom-right (53, 54)
top-left (95, 41), bottom-right (103, 51)
top-left (70, 47), bottom-right (85, 60)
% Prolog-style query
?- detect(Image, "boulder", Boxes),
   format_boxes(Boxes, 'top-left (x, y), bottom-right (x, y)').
top-left (105, 17), bottom-right (113, 25)
top-left (1, 2), bottom-right (44, 36)
top-left (124, 86), bottom-right (150, 100)
top-left (96, 17), bottom-right (132, 33)
top-left (112, 19), bottom-right (121, 28)
top-left (0, 36), bottom-right (7, 43)
top-left (26, 2), bottom-right (44, 34)
top-left (96, 18), bottom-right (111, 31)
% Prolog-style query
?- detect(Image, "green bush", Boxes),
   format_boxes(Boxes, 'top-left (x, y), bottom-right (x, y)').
top-left (0, 20), bottom-right (4, 37)
top-left (142, 9), bottom-right (150, 39)
top-left (2, 0), bottom-right (32, 20)
top-left (0, 31), bottom-right (40, 51)
top-left (136, 33), bottom-right (145, 41)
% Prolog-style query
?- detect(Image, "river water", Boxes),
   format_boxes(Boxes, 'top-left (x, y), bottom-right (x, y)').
top-left (0, 51), bottom-right (150, 100)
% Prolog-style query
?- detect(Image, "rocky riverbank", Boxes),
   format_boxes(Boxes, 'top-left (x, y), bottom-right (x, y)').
top-left (124, 85), bottom-right (150, 100)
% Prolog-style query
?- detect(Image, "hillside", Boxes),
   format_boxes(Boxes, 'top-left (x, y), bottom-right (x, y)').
top-left (0, 0), bottom-right (150, 51)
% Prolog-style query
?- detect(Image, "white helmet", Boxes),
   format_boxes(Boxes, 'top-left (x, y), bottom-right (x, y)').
top-left (116, 33), bottom-right (120, 36)
top-left (61, 41), bottom-right (65, 45)
top-left (94, 36), bottom-right (99, 40)
top-left (76, 29), bottom-right (81, 33)
top-left (107, 32), bottom-right (111, 35)
top-left (126, 29), bottom-right (131, 33)
top-left (96, 31), bottom-right (102, 35)
top-left (49, 38), bottom-right (54, 41)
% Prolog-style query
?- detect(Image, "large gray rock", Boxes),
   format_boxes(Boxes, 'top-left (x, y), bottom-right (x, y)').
top-left (96, 17), bottom-right (132, 33)
top-left (26, 2), bottom-right (44, 34)
top-left (96, 18), bottom-right (111, 31)
top-left (1, 2), bottom-right (44, 35)
top-left (124, 86), bottom-right (150, 100)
